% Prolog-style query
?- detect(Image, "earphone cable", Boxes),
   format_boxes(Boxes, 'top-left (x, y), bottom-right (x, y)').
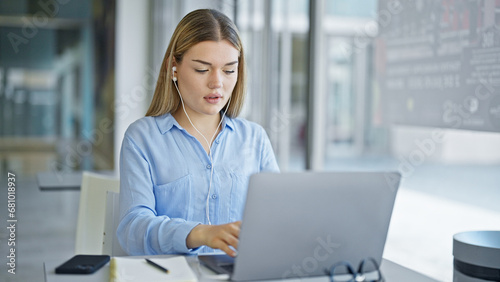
top-left (173, 80), bottom-right (232, 225)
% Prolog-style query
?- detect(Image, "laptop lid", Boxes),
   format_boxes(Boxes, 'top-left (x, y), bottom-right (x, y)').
top-left (231, 171), bottom-right (401, 281)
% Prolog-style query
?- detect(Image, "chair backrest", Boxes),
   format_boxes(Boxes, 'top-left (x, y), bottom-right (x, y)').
top-left (103, 191), bottom-right (127, 256)
top-left (75, 171), bottom-right (120, 255)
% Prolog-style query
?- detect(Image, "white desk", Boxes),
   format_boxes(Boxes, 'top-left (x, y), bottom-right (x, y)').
top-left (37, 171), bottom-right (82, 190)
top-left (44, 255), bottom-right (439, 282)
top-left (37, 170), bottom-right (116, 190)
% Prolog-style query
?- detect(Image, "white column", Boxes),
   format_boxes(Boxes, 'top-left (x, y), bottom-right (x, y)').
top-left (114, 0), bottom-right (151, 175)
top-left (307, 0), bottom-right (326, 170)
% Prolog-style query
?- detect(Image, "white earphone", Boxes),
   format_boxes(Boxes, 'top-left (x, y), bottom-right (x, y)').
top-left (172, 66), bottom-right (177, 82)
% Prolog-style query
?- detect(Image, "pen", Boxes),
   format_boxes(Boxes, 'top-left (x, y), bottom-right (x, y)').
top-left (145, 258), bottom-right (169, 273)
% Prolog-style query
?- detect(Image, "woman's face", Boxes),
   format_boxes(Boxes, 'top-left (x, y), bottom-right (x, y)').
top-left (174, 40), bottom-right (239, 118)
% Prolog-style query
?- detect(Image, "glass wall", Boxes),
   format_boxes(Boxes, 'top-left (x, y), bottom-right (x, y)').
top-left (236, 0), bottom-right (309, 170)
top-left (0, 0), bottom-right (116, 177)
top-left (316, 1), bottom-right (500, 281)
top-left (321, 0), bottom-right (382, 163)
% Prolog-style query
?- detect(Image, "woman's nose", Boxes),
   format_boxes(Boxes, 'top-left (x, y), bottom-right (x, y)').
top-left (208, 71), bottom-right (223, 89)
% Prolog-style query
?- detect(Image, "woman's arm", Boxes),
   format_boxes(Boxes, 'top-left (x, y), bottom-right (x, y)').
top-left (117, 135), bottom-right (201, 255)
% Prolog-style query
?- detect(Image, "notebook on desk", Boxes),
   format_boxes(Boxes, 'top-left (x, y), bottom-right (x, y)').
top-left (109, 256), bottom-right (197, 282)
top-left (199, 171), bottom-right (401, 281)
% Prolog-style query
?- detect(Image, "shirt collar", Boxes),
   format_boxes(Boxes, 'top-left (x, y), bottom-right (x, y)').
top-left (155, 113), bottom-right (235, 134)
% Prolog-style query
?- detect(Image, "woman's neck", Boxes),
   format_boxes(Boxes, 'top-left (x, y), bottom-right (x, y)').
top-left (173, 109), bottom-right (222, 149)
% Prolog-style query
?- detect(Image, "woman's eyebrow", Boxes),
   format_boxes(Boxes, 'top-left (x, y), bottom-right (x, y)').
top-left (192, 59), bottom-right (238, 66)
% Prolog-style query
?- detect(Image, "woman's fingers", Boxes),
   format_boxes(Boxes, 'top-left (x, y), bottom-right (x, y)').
top-left (186, 221), bottom-right (242, 256)
top-left (207, 221), bottom-right (241, 256)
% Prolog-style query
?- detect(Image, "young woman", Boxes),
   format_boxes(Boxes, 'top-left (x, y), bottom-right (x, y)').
top-left (117, 9), bottom-right (279, 257)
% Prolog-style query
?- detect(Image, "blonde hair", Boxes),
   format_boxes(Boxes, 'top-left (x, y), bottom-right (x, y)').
top-left (146, 9), bottom-right (246, 118)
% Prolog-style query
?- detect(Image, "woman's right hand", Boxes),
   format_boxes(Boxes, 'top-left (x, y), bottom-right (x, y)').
top-left (186, 221), bottom-right (242, 257)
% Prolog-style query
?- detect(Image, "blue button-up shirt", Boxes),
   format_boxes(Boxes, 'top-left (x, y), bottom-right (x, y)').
top-left (117, 113), bottom-right (279, 255)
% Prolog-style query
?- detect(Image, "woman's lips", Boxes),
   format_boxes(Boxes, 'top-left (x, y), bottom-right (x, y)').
top-left (204, 93), bottom-right (222, 104)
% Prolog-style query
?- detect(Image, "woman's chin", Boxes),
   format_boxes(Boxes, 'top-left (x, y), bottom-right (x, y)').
top-left (201, 106), bottom-right (225, 116)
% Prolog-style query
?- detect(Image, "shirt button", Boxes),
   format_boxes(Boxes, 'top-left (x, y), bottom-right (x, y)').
top-left (212, 194), bottom-right (217, 199)
top-left (215, 139), bottom-right (221, 144)
top-left (206, 164), bottom-right (212, 169)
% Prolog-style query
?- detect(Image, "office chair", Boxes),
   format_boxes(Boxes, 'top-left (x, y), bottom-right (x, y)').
top-left (75, 171), bottom-right (120, 255)
top-left (103, 191), bottom-right (127, 256)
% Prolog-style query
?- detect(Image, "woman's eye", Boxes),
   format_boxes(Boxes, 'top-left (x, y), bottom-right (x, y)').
top-left (195, 69), bottom-right (208, 73)
top-left (224, 70), bottom-right (235, 74)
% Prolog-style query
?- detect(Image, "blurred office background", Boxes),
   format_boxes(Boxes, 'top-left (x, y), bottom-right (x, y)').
top-left (0, 0), bottom-right (499, 281)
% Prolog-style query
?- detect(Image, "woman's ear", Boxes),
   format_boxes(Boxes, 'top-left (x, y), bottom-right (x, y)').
top-left (167, 57), bottom-right (176, 72)
top-left (170, 57), bottom-right (177, 70)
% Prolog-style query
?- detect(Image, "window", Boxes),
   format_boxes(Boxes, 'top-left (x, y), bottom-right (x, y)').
top-left (0, 0), bottom-right (116, 176)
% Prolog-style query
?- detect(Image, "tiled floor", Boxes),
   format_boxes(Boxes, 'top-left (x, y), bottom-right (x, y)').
top-left (0, 164), bottom-right (499, 282)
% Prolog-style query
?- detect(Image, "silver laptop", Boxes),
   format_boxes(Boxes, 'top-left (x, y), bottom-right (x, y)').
top-left (199, 171), bottom-right (401, 281)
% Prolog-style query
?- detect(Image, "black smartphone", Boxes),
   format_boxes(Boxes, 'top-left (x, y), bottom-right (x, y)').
top-left (55, 254), bottom-right (110, 274)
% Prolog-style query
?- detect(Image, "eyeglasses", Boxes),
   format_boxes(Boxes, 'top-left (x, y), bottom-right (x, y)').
top-left (325, 257), bottom-right (384, 282)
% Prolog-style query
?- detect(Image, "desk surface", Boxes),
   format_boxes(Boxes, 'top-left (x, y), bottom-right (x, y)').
top-left (44, 256), bottom-right (439, 282)
top-left (37, 171), bottom-right (82, 191)
top-left (37, 170), bottom-right (116, 190)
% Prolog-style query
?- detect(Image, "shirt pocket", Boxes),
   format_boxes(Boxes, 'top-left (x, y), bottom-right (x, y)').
top-left (153, 174), bottom-right (192, 220)
top-left (229, 172), bottom-right (250, 221)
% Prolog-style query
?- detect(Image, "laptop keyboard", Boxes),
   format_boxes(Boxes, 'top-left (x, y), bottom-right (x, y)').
top-left (219, 263), bottom-right (234, 273)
